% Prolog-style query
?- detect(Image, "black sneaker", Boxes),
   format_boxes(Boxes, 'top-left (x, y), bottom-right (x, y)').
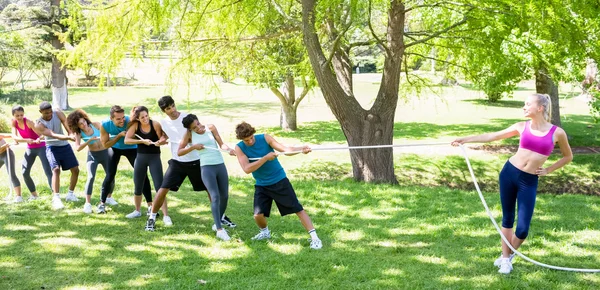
top-left (145, 218), bottom-right (156, 232)
top-left (221, 215), bottom-right (236, 228)
top-left (97, 204), bottom-right (106, 214)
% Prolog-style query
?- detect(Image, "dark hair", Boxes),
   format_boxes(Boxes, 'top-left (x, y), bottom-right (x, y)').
top-left (39, 101), bottom-right (52, 111)
top-left (128, 106), bottom-right (149, 128)
top-left (110, 105), bottom-right (125, 118)
top-left (158, 96), bottom-right (175, 111)
top-left (235, 121), bottom-right (256, 139)
top-left (11, 105), bottom-right (24, 115)
top-left (66, 109), bottom-right (92, 134)
top-left (182, 114), bottom-right (198, 130)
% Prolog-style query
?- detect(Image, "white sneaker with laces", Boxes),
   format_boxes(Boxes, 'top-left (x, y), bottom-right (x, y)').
top-left (310, 238), bottom-right (323, 250)
top-left (163, 216), bottom-right (173, 226)
top-left (65, 192), bottom-right (79, 202)
top-left (494, 253), bottom-right (515, 267)
top-left (251, 230), bottom-right (271, 240)
top-left (216, 229), bottom-right (231, 241)
top-left (498, 258), bottom-right (513, 274)
top-left (83, 203), bottom-right (93, 214)
top-left (14, 196), bottom-right (24, 203)
top-left (126, 210), bottom-right (142, 218)
top-left (52, 195), bottom-right (64, 210)
top-left (105, 197), bottom-right (118, 205)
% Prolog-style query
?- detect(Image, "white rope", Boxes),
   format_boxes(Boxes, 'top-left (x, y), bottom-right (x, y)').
top-left (458, 144), bottom-right (600, 273)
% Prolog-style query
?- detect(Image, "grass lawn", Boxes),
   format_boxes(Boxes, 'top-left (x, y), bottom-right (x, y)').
top-left (0, 74), bottom-right (599, 289)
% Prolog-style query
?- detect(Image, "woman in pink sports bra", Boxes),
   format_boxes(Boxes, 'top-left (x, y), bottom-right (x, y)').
top-left (10, 105), bottom-right (53, 202)
top-left (452, 93), bottom-right (573, 274)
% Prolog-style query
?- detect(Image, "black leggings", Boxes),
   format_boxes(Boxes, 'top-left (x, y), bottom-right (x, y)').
top-left (22, 147), bottom-right (52, 192)
top-left (133, 153), bottom-right (163, 197)
top-left (0, 149), bottom-right (20, 188)
top-left (104, 148), bottom-right (152, 203)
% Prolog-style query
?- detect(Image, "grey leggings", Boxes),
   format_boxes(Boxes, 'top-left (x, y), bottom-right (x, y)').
top-left (85, 149), bottom-right (114, 196)
top-left (1, 149), bottom-right (20, 188)
top-left (201, 163), bottom-right (229, 229)
top-left (133, 153), bottom-right (163, 198)
top-left (22, 147), bottom-right (52, 192)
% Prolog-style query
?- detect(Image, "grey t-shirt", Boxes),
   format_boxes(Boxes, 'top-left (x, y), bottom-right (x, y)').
top-left (37, 110), bottom-right (68, 146)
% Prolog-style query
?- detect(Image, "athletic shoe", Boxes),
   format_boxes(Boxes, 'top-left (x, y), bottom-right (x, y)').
top-left (216, 229), bottom-right (231, 241)
top-left (126, 210), bottom-right (142, 218)
top-left (97, 204), bottom-right (106, 214)
top-left (498, 258), bottom-right (513, 274)
top-left (28, 195), bottom-right (39, 201)
top-left (105, 197), bottom-right (118, 206)
top-left (163, 216), bottom-right (173, 227)
top-left (83, 203), bottom-right (93, 214)
top-left (14, 196), bottom-right (24, 203)
top-left (494, 253), bottom-right (515, 267)
top-left (145, 218), bottom-right (155, 231)
top-left (251, 230), bottom-right (271, 240)
top-left (221, 215), bottom-right (237, 228)
top-left (147, 206), bottom-right (160, 217)
top-left (52, 195), bottom-right (64, 210)
top-left (212, 224), bottom-right (218, 232)
top-left (65, 192), bottom-right (79, 202)
top-left (310, 238), bottom-right (323, 250)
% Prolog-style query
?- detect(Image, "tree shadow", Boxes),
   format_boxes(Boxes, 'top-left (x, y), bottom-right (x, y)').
top-left (0, 89), bottom-right (52, 105)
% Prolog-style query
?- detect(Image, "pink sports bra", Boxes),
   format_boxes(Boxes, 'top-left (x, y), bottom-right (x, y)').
top-left (13, 118), bottom-right (45, 149)
top-left (519, 121), bottom-right (557, 156)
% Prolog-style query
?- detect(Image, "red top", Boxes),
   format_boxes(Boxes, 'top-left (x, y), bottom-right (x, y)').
top-left (13, 117), bottom-right (45, 149)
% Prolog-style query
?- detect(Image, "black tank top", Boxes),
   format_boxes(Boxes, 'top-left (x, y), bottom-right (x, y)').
top-left (135, 119), bottom-right (160, 154)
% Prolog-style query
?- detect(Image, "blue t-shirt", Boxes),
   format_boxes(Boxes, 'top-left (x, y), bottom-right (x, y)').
top-left (237, 134), bottom-right (286, 186)
top-left (101, 116), bottom-right (136, 150)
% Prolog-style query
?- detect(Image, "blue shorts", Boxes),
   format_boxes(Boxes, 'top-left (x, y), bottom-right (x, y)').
top-left (46, 144), bottom-right (79, 170)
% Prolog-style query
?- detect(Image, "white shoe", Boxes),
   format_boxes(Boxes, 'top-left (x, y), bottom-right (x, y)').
top-left (216, 229), bottom-right (231, 241)
top-left (163, 216), bottom-right (173, 227)
top-left (494, 253), bottom-right (515, 267)
top-left (52, 195), bottom-right (64, 210)
top-left (126, 210), bottom-right (142, 218)
top-left (251, 230), bottom-right (271, 240)
top-left (310, 238), bottom-right (323, 250)
top-left (212, 224), bottom-right (217, 232)
top-left (498, 258), bottom-right (513, 274)
top-left (83, 203), bottom-right (92, 214)
top-left (28, 195), bottom-right (39, 201)
top-left (65, 192), bottom-right (79, 202)
top-left (14, 196), bottom-right (24, 203)
top-left (105, 197), bottom-right (118, 206)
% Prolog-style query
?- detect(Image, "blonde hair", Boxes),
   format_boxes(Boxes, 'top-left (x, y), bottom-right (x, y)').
top-left (533, 93), bottom-right (552, 122)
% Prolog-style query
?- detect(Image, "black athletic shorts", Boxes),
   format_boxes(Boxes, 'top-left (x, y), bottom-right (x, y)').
top-left (254, 177), bottom-right (303, 217)
top-left (160, 159), bottom-right (207, 192)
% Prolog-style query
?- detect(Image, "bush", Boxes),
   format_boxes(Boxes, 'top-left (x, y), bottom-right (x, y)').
top-left (0, 107), bottom-right (10, 133)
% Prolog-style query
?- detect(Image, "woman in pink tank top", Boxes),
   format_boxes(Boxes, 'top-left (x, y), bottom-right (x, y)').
top-left (11, 105), bottom-right (53, 201)
top-left (451, 94), bottom-right (573, 275)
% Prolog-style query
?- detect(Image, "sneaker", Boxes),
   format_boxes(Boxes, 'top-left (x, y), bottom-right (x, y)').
top-left (145, 218), bottom-right (156, 231)
top-left (14, 196), bottom-right (24, 203)
top-left (498, 258), bottom-right (513, 274)
top-left (216, 229), bottom-right (231, 241)
top-left (147, 206), bottom-right (160, 217)
top-left (105, 197), bottom-right (118, 206)
top-left (28, 195), bottom-right (39, 201)
top-left (97, 204), bottom-right (106, 214)
top-left (163, 216), bottom-right (173, 227)
top-left (52, 195), bottom-right (64, 210)
top-left (251, 230), bottom-right (271, 241)
top-left (65, 192), bottom-right (79, 202)
top-left (212, 224), bottom-right (218, 232)
top-left (494, 253), bottom-right (515, 267)
top-left (221, 215), bottom-right (237, 228)
top-left (126, 210), bottom-right (142, 219)
top-left (83, 203), bottom-right (93, 214)
top-left (310, 238), bottom-right (323, 250)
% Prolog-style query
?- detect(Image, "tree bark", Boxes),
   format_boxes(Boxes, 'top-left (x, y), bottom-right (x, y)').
top-left (535, 65), bottom-right (561, 126)
top-left (50, 0), bottom-right (69, 110)
top-left (271, 75), bottom-right (308, 131)
top-left (302, 0), bottom-right (405, 183)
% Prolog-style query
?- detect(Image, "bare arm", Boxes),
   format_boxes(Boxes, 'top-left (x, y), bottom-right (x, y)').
top-left (208, 124), bottom-right (235, 155)
top-left (56, 110), bottom-right (74, 135)
top-left (34, 122), bottom-right (74, 141)
top-left (11, 122), bottom-right (34, 144)
top-left (100, 125), bottom-right (125, 148)
top-left (235, 144), bottom-right (277, 174)
top-left (265, 134), bottom-right (311, 155)
top-left (537, 128), bottom-right (573, 176)
top-left (452, 122), bottom-right (522, 146)
top-left (177, 131), bottom-right (203, 156)
top-left (153, 121), bottom-right (166, 146)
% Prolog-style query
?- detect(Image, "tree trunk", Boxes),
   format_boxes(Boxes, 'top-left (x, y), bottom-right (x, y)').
top-left (302, 0), bottom-right (405, 183)
top-left (280, 75), bottom-right (298, 131)
top-left (535, 65), bottom-right (561, 126)
top-left (51, 0), bottom-right (69, 110)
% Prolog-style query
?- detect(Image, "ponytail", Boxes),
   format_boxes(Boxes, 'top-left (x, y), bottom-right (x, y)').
top-left (533, 93), bottom-right (552, 122)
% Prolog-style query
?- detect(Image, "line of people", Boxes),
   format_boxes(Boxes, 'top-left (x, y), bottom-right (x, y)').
top-left (1, 96), bottom-right (322, 248)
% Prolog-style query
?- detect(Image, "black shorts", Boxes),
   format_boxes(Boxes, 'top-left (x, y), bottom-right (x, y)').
top-left (160, 159), bottom-right (207, 192)
top-left (254, 177), bottom-right (303, 217)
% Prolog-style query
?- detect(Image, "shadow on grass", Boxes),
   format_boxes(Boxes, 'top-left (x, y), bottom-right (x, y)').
top-left (463, 98), bottom-right (524, 108)
top-left (0, 89), bottom-right (52, 105)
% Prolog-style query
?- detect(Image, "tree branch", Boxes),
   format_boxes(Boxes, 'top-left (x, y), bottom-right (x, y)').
top-left (368, 0), bottom-right (390, 57)
top-left (271, 0), bottom-right (301, 26)
top-left (405, 13), bottom-right (470, 48)
top-left (405, 52), bottom-right (467, 70)
top-left (270, 87), bottom-right (289, 107)
top-left (404, 1), bottom-right (445, 13)
top-left (189, 27), bottom-right (300, 43)
top-left (294, 76), bottom-right (311, 110)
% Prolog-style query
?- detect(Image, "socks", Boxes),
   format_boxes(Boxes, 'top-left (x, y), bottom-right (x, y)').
top-left (149, 213), bottom-right (157, 220)
top-left (308, 229), bottom-right (319, 240)
top-left (68, 190), bottom-right (74, 195)
top-left (260, 226), bottom-right (269, 232)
